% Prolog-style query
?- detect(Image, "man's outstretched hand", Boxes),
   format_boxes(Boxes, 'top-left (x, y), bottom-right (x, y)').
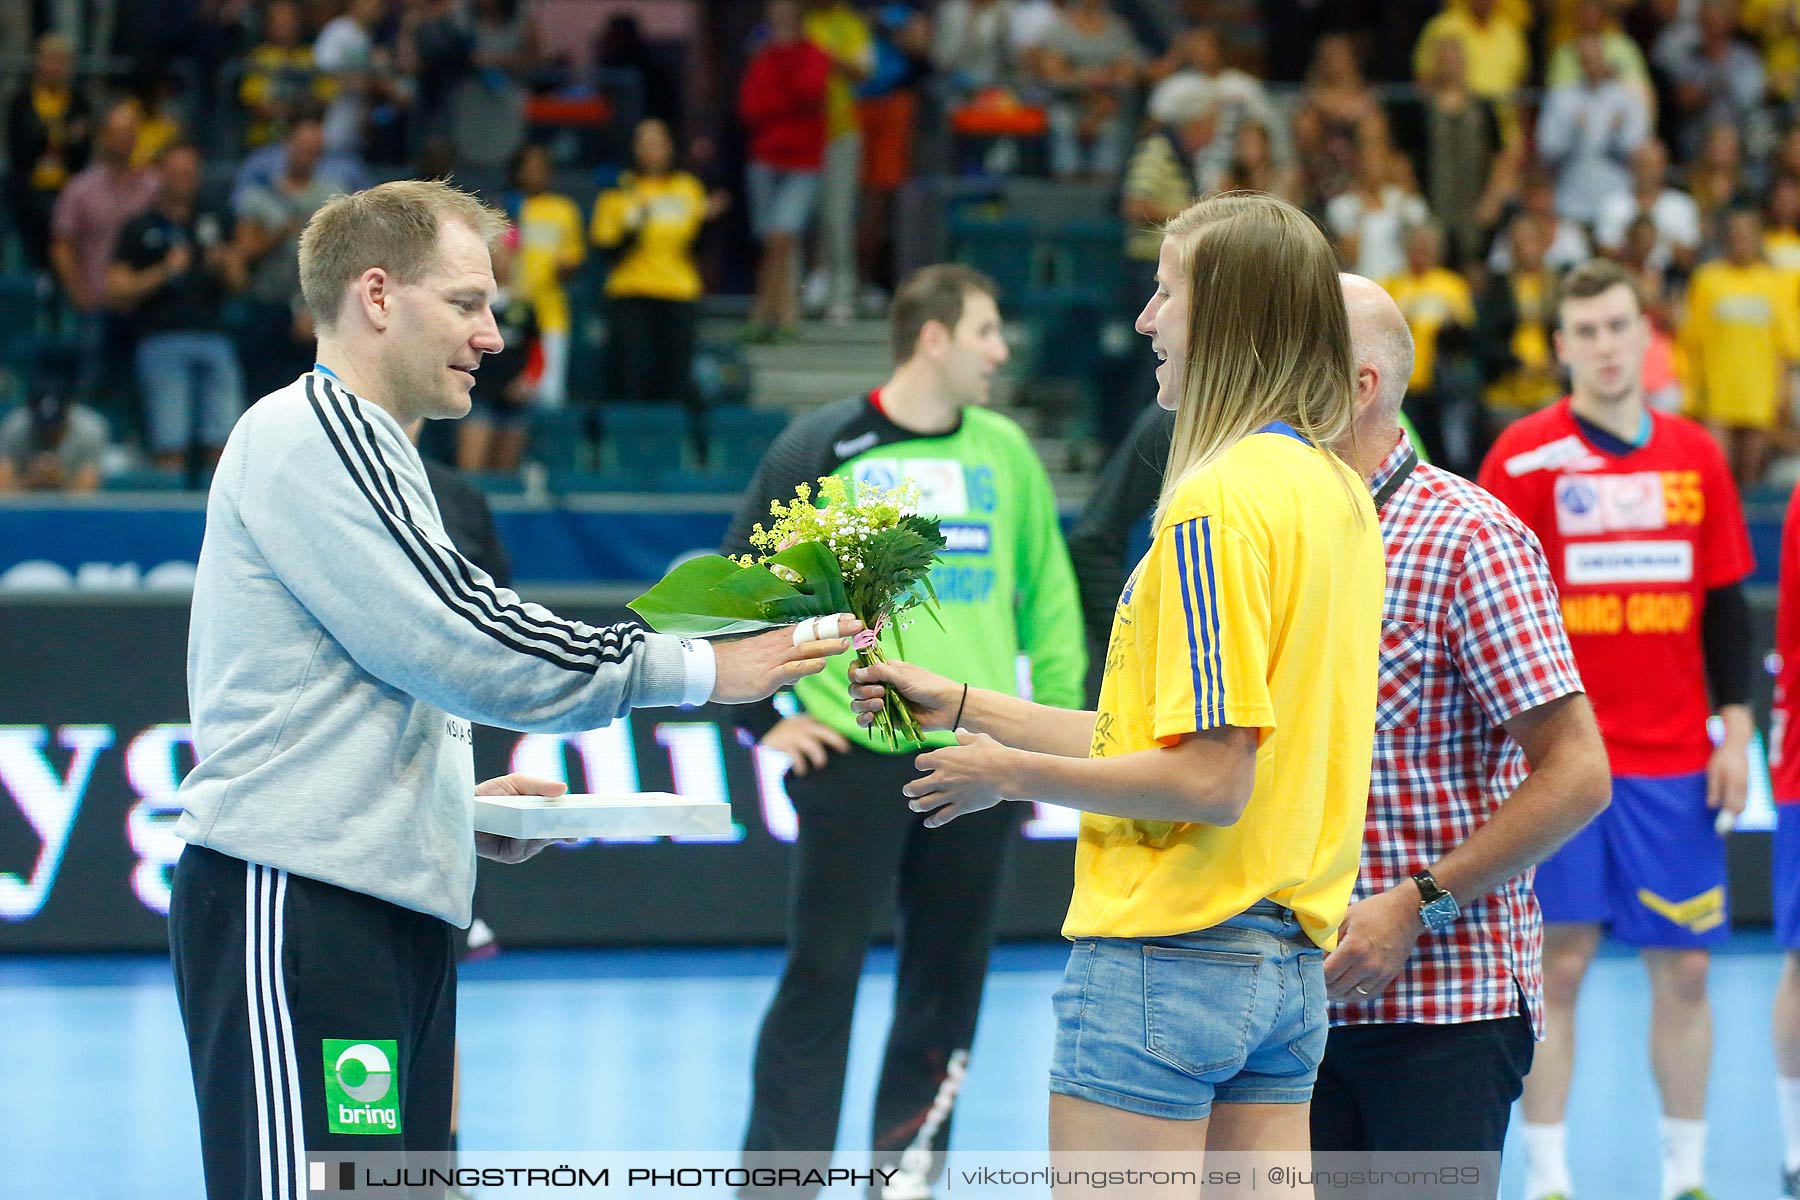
top-left (710, 616), bottom-right (863, 704)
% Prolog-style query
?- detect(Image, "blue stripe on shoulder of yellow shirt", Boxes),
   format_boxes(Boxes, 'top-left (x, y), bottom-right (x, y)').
top-left (1173, 516), bottom-right (1225, 730)
top-left (1166, 425), bottom-right (1297, 734)
top-left (1199, 518), bottom-right (1223, 726)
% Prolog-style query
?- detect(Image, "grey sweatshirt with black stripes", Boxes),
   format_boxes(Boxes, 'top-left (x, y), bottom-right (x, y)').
top-left (174, 371), bottom-right (714, 926)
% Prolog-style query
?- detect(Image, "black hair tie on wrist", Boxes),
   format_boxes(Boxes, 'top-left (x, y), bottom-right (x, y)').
top-left (953, 683), bottom-right (968, 731)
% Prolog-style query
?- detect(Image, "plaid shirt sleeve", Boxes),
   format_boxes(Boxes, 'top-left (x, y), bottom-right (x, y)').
top-left (1445, 512), bottom-right (1584, 727)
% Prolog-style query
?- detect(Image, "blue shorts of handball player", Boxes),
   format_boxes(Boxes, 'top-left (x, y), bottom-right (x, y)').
top-left (1777, 802), bottom-right (1800, 949)
top-left (1536, 772), bottom-right (1729, 946)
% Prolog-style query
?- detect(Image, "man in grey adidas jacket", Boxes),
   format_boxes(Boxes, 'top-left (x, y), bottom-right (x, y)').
top-left (167, 179), bottom-right (858, 1200)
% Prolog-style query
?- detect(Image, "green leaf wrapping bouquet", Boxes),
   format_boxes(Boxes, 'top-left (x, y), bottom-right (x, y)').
top-left (629, 476), bottom-right (947, 747)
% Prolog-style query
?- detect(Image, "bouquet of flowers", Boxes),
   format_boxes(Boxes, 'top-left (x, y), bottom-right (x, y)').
top-left (629, 475), bottom-right (946, 747)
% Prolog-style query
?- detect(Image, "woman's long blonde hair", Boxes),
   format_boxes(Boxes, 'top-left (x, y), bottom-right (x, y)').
top-left (1152, 192), bottom-right (1362, 531)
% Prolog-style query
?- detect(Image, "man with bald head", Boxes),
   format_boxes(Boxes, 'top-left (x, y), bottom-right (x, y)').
top-left (1312, 276), bottom-right (1608, 1175)
top-left (1066, 277), bottom-right (1610, 1175)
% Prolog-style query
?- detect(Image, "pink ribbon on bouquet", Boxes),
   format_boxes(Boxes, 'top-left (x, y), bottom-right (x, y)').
top-left (853, 612), bottom-right (887, 650)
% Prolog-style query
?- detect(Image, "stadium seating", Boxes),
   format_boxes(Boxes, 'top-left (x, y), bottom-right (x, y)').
top-left (100, 467), bottom-right (188, 492)
top-left (531, 401), bottom-right (788, 495)
top-left (699, 405), bottom-right (785, 478)
top-left (0, 275), bottom-right (46, 373)
top-left (527, 407), bottom-right (596, 473)
top-left (466, 472), bottom-right (527, 496)
top-left (599, 402), bottom-right (687, 487)
top-left (949, 213), bottom-right (1134, 438)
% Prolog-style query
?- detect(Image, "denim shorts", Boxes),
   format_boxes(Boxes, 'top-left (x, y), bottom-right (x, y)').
top-left (1049, 901), bottom-right (1328, 1120)
top-left (746, 162), bottom-right (821, 238)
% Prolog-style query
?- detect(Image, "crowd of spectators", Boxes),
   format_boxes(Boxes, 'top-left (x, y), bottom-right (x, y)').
top-left (0, 1), bottom-right (730, 487)
top-left (1098, 0), bottom-right (1800, 485)
top-left (6, 0), bottom-right (1800, 492)
top-left (729, 0), bottom-right (1800, 485)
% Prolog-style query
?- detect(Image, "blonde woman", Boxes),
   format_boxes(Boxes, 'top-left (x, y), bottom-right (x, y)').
top-left (849, 193), bottom-right (1384, 1163)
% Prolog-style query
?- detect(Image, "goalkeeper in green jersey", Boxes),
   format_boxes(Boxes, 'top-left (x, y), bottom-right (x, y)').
top-left (724, 264), bottom-right (1086, 1198)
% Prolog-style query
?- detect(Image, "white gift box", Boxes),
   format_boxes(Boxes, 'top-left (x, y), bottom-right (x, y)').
top-left (472, 792), bottom-right (732, 840)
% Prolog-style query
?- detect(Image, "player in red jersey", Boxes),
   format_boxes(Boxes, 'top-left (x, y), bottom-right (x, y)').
top-left (1478, 259), bottom-right (1754, 1200)
top-left (1770, 487), bottom-right (1800, 1200)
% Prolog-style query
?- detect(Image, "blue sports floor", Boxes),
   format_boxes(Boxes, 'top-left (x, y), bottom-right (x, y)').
top-left (0, 936), bottom-right (1787, 1199)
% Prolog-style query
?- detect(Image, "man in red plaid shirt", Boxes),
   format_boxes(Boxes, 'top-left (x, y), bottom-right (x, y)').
top-left (1306, 277), bottom-right (1611, 1174)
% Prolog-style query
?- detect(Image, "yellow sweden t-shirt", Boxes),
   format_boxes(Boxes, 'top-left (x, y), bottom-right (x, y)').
top-left (591, 172), bottom-right (708, 302)
top-left (1682, 259), bottom-right (1800, 428)
top-left (1063, 425), bottom-right (1385, 950)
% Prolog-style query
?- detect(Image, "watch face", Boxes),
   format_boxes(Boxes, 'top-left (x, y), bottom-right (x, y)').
top-left (1421, 894), bottom-right (1459, 930)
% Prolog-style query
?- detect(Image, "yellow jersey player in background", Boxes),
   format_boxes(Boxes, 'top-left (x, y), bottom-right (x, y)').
top-left (1682, 205), bottom-right (1800, 484)
top-left (507, 143), bottom-right (584, 409)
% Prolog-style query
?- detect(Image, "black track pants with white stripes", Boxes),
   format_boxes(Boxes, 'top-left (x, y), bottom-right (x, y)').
top-left (169, 844), bottom-right (457, 1200)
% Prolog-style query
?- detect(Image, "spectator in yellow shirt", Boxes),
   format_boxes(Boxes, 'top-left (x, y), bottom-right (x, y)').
top-left (128, 72), bottom-right (185, 169)
top-left (1382, 221), bottom-right (1477, 466)
top-left (509, 143), bottom-right (585, 408)
top-left (1478, 212), bottom-right (1564, 429)
top-left (1413, 0), bottom-right (1531, 102)
top-left (592, 118), bottom-right (714, 409)
top-left (1684, 207), bottom-right (1800, 483)
top-left (238, 0), bottom-right (333, 149)
top-left (1385, 225), bottom-right (1477, 394)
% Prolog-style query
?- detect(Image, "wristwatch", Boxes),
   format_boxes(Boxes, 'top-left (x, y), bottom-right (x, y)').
top-left (1412, 869), bottom-right (1460, 932)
